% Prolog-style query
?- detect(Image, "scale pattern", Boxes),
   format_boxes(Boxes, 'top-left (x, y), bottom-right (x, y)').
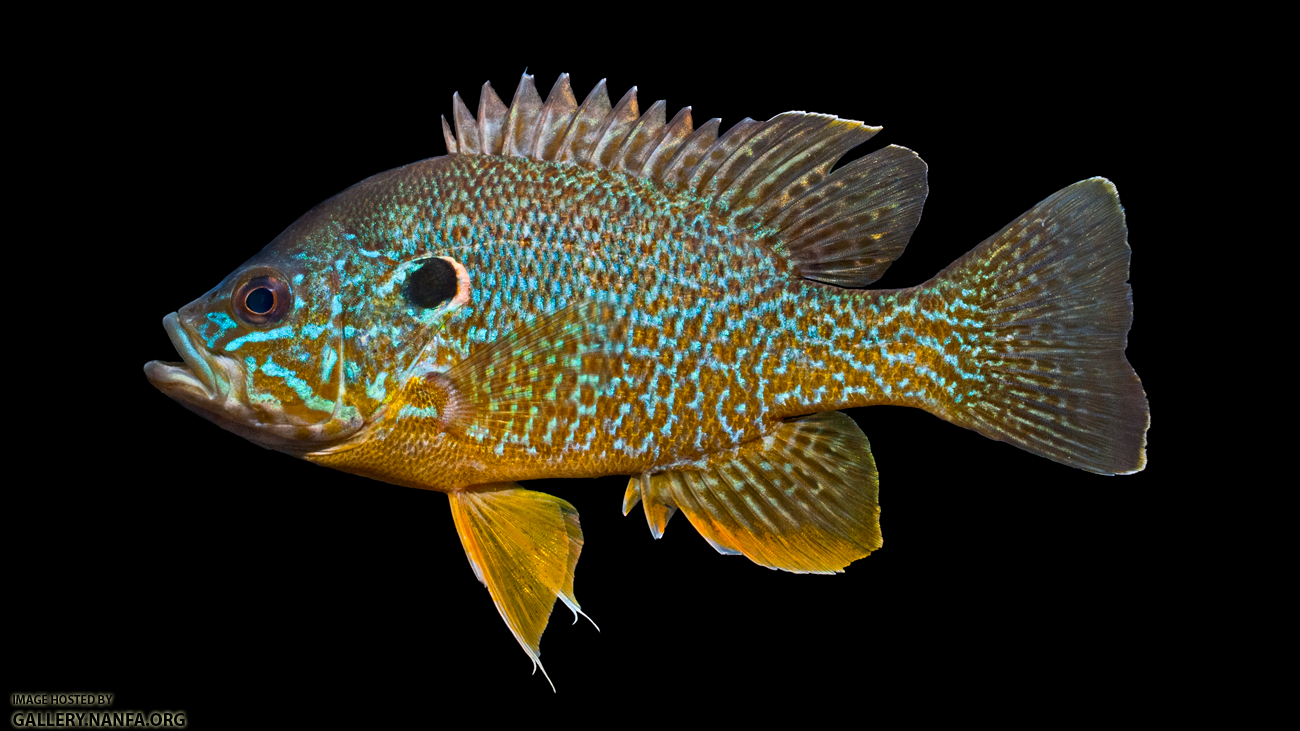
top-left (310, 153), bottom-right (963, 489)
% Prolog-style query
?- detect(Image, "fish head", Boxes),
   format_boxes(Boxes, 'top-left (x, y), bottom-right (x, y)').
top-left (144, 175), bottom-right (472, 456)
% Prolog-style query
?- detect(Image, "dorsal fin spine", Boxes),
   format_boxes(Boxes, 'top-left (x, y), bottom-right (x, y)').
top-left (588, 86), bottom-right (639, 168)
top-left (611, 99), bottom-right (666, 175)
top-left (659, 117), bottom-right (720, 187)
top-left (643, 106), bottom-right (694, 181)
top-left (501, 72), bottom-right (543, 157)
top-left (531, 73), bottom-right (578, 161)
top-left (684, 118), bottom-right (764, 195)
top-left (441, 116), bottom-right (457, 154)
top-left (477, 82), bottom-right (508, 156)
top-left (452, 91), bottom-right (479, 154)
top-left (557, 78), bottom-right (611, 163)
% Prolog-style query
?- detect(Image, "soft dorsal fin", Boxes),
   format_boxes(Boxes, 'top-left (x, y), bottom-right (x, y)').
top-left (442, 72), bottom-right (929, 286)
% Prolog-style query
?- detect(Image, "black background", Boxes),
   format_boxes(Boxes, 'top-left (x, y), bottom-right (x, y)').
top-left (11, 31), bottom-right (1191, 726)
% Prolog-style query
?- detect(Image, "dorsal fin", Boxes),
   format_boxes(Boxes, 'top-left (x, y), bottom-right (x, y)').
top-left (557, 79), bottom-right (611, 163)
top-left (477, 81), bottom-right (508, 156)
top-left (451, 92), bottom-right (479, 154)
top-left (444, 73), bottom-right (929, 285)
top-left (501, 72), bottom-right (544, 157)
top-left (589, 85), bottom-right (640, 168)
top-left (532, 74), bottom-right (579, 161)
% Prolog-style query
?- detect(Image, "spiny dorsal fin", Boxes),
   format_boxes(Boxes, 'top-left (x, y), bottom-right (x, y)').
top-left (589, 85), bottom-right (640, 168)
top-left (502, 72), bottom-right (544, 157)
top-left (643, 107), bottom-right (694, 181)
top-left (452, 91), bottom-right (478, 155)
top-left (612, 98), bottom-right (666, 175)
top-left (532, 73), bottom-right (579, 161)
top-left (558, 78), bottom-right (611, 163)
top-left (659, 117), bottom-right (720, 186)
top-left (445, 73), bottom-right (928, 285)
top-left (477, 81), bottom-right (508, 156)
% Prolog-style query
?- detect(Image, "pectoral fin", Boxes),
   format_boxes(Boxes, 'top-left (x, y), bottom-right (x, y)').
top-left (441, 301), bottom-right (630, 446)
top-left (633, 411), bottom-right (881, 574)
top-left (448, 483), bottom-right (593, 690)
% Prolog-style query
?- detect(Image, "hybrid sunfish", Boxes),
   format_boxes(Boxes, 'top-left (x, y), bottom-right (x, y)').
top-left (144, 72), bottom-right (1149, 688)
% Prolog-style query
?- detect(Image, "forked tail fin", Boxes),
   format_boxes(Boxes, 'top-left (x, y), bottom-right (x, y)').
top-left (929, 178), bottom-right (1148, 474)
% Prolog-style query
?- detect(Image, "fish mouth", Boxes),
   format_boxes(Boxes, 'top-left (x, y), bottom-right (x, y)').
top-left (144, 312), bottom-right (226, 403)
top-left (144, 311), bottom-right (368, 454)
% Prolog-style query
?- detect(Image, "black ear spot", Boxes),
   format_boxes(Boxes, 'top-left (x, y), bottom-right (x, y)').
top-left (404, 258), bottom-right (458, 308)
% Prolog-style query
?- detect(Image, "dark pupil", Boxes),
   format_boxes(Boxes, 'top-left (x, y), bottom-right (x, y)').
top-left (245, 287), bottom-right (276, 314)
top-left (405, 258), bottom-right (458, 308)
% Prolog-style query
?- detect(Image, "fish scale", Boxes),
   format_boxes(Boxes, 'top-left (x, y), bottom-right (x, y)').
top-left (308, 154), bottom-right (956, 485)
top-left (145, 71), bottom-right (1147, 687)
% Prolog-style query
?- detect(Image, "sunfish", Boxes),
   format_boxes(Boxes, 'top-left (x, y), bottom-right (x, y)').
top-left (144, 71), bottom-right (1149, 689)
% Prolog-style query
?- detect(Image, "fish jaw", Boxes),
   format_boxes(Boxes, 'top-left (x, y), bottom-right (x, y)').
top-left (144, 311), bottom-right (268, 446)
top-left (145, 312), bottom-right (233, 405)
top-left (144, 311), bottom-right (366, 454)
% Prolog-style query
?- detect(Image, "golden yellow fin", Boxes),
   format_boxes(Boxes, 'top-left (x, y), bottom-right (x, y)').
top-left (624, 472), bottom-right (678, 538)
top-left (448, 483), bottom-right (593, 690)
top-left (640, 412), bottom-right (881, 574)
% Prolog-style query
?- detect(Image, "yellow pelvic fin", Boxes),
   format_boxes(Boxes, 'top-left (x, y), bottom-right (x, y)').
top-left (633, 411), bottom-right (881, 574)
top-left (448, 483), bottom-right (594, 690)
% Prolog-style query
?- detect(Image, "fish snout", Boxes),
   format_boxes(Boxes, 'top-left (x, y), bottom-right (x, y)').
top-left (144, 312), bottom-right (223, 402)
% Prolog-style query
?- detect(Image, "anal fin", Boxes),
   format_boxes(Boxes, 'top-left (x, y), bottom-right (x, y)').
top-left (635, 411), bottom-right (881, 574)
top-left (448, 483), bottom-right (594, 690)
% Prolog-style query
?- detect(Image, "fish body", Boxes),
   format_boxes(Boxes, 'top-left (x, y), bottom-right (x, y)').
top-left (145, 72), bottom-right (1149, 686)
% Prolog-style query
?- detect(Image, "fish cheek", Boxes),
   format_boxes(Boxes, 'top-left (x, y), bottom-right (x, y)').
top-left (237, 338), bottom-right (337, 424)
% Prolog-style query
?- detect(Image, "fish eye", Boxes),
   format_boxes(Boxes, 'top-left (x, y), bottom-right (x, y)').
top-left (234, 274), bottom-right (292, 326)
top-left (404, 258), bottom-right (458, 308)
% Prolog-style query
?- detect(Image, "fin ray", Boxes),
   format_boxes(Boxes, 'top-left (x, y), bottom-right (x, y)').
top-left (442, 301), bottom-right (629, 446)
top-left (928, 178), bottom-right (1148, 473)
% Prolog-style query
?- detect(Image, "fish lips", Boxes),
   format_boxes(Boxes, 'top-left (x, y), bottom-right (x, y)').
top-left (145, 312), bottom-right (368, 454)
top-left (144, 312), bottom-right (296, 450)
top-left (144, 312), bottom-right (225, 403)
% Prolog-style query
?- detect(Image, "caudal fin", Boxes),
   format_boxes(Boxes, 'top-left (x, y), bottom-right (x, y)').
top-left (931, 178), bottom-right (1148, 474)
